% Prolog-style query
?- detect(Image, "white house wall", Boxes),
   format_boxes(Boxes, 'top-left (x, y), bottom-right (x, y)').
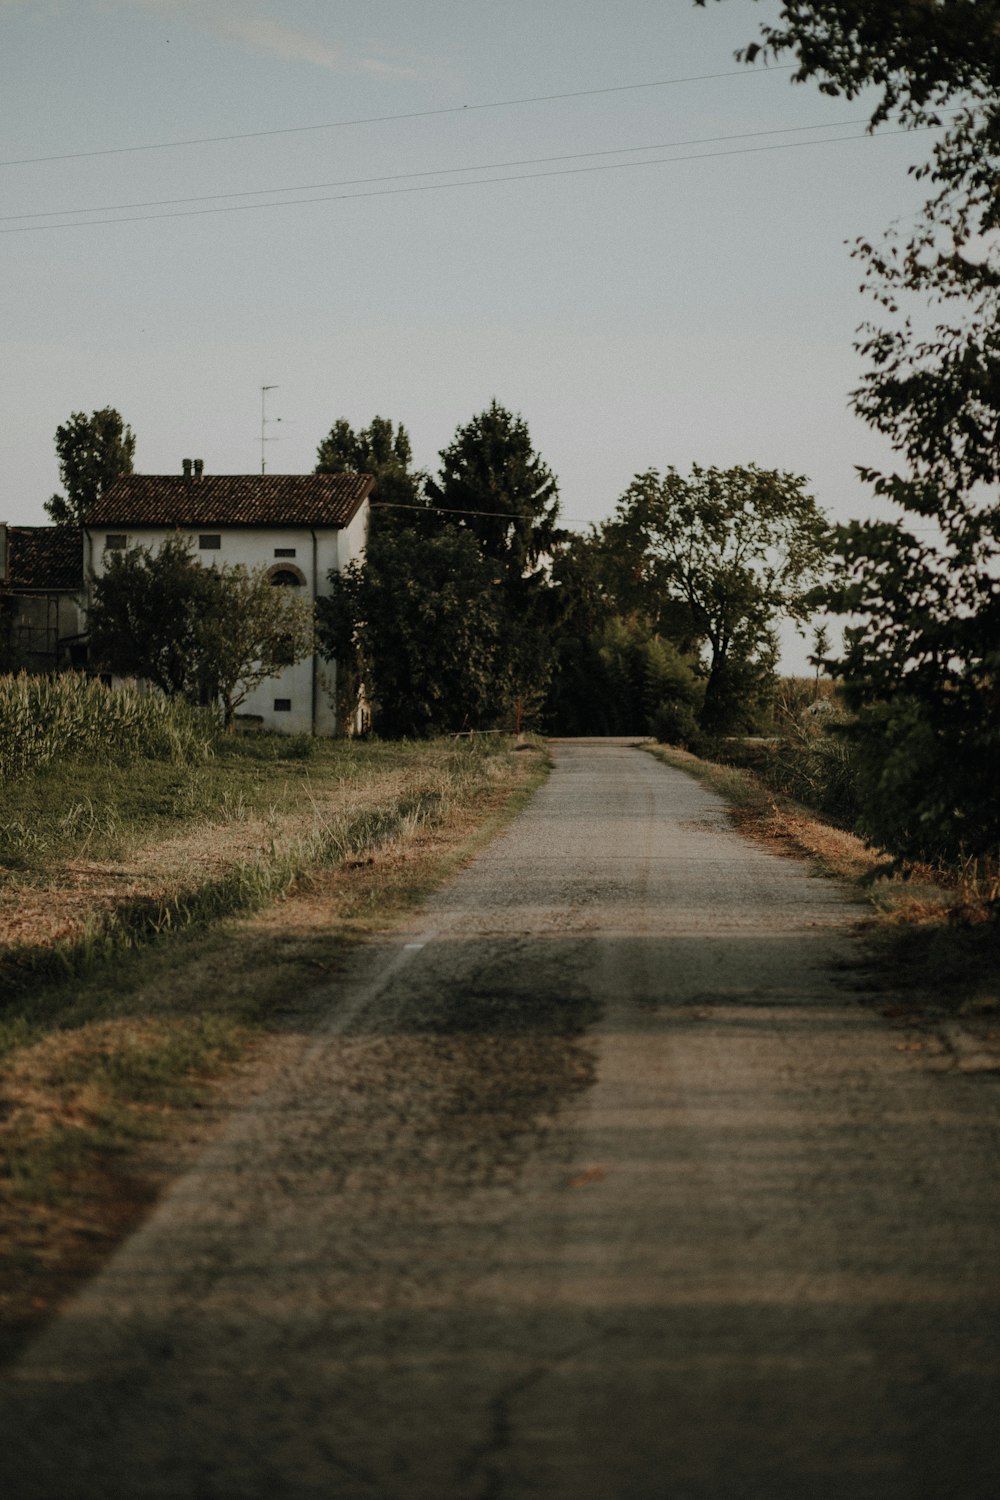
top-left (335, 504), bottom-right (369, 574)
top-left (86, 508), bottom-right (367, 736)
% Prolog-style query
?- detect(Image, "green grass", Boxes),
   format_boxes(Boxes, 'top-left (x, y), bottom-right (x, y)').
top-left (1, 735), bottom-right (433, 867)
top-left (0, 672), bottom-right (216, 783)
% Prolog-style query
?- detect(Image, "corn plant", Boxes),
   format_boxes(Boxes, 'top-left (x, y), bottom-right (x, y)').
top-left (0, 672), bottom-right (217, 784)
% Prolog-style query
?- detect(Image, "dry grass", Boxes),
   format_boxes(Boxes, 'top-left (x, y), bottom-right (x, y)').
top-left (0, 738), bottom-right (548, 1359)
top-left (647, 743), bottom-right (1000, 1021)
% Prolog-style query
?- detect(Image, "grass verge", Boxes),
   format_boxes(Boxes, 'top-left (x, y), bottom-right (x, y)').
top-left (0, 735), bottom-right (549, 1359)
top-left (646, 743), bottom-right (1000, 1019)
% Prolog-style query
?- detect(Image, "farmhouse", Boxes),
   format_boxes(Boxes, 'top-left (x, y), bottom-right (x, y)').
top-left (86, 460), bottom-right (373, 735)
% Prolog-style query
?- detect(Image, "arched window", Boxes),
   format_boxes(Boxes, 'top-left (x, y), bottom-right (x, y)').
top-left (268, 563), bottom-right (306, 587)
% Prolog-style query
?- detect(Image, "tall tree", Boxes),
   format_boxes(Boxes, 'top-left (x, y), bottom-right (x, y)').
top-left (606, 464), bottom-right (827, 733)
top-left (428, 402), bottom-right (563, 717)
top-left (427, 401), bottom-right (561, 583)
top-left (315, 415), bottom-right (412, 477)
top-left (316, 413), bottom-right (435, 539)
top-left (45, 407), bottom-right (136, 527)
top-left (699, 1), bottom-right (1000, 860)
top-left (318, 526), bottom-right (504, 738)
top-left (315, 407), bottom-right (564, 734)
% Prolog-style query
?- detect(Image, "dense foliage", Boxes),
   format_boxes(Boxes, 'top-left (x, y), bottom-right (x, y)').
top-left (702, 0), bottom-right (1000, 864)
top-left (322, 525), bottom-right (505, 738)
top-left (45, 407), bottom-right (135, 527)
top-left (427, 401), bottom-right (562, 582)
top-left (603, 465), bottom-right (827, 733)
top-left (318, 407), bottom-right (565, 735)
top-left (316, 410), bottom-right (826, 740)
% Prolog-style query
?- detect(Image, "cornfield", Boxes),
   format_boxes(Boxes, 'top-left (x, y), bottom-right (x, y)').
top-left (0, 673), bottom-right (217, 783)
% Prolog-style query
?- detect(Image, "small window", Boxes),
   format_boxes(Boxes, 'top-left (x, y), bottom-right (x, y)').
top-left (274, 698), bottom-right (292, 713)
top-left (199, 534), bottom-right (221, 550)
top-left (104, 533), bottom-right (127, 551)
top-left (270, 568), bottom-right (302, 587)
top-left (274, 547), bottom-right (296, 558)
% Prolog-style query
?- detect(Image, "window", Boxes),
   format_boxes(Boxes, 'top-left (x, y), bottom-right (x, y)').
top-left (198, 534), bottom-right (221, 550)
top-left (274, 698), bottom-right (292, 712)
top-left (274, 547), bottom-right (296, 558)
top-left (104, 533), bottom-right (127, 551)
top-left (270, 568), bottom-right (303, 587)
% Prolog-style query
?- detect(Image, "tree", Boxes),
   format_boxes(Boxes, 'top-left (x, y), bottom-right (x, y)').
top-left (316, 415), bottom-right (412, 478)
top-left (45, 407), bottom-right (136, 527)
top-left (605, 465), bottom-right (827, 733)
top-left (316, 414), bottom-right (423, 528)
top-left (700, 1), bottom-right (1000, 860)
top-left (315, 406), bottom-right (565, 735)
top-left (87, 535), bottom-right (219, 700)
top-left (318, 525), bottom-right (505, 737)
top-left (429, 402), bottom-right (564, 717)
top-left (88, 537), bottom-right (314, 729)
top-left (427, 401), bottom-right (561, 583)
top-left (198, 564), bottom-right (315, 730)
top-left (809, 621), bottom-right (832, 690)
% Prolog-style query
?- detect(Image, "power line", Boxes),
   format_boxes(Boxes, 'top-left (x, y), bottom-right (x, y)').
top-left (0, 126), bottom-right (927, 235)
top-left (373, 501), bottom-right (593, 527)
top-left (0, 66), bottom-right (795, 170)
top-left (375, 501), bottom-right (948, 534)
top-left (2, 117), bottom-right (880, 225)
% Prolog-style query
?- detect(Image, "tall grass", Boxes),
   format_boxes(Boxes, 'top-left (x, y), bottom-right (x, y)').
top-left (0, 673), bottom-right (216, 783)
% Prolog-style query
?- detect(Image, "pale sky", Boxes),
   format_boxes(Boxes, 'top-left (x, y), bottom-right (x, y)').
top-left (2, 1), bottom-right (936, 667)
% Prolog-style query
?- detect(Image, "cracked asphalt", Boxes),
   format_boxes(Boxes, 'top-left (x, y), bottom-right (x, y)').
top-left (2, 740), bottom-right (1000, 1499)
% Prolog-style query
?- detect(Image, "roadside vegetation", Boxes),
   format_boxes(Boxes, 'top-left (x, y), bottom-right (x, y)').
top-left (649, 696), bottom-right (1000, 1023)
top-left (0, 671), bottom-right (215, 783)
top-left (0, 706), bottom-right (547, 1354)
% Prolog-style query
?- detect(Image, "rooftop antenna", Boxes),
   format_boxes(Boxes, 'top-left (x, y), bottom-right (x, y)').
top-left (260, 384), bottom-right (281, 474)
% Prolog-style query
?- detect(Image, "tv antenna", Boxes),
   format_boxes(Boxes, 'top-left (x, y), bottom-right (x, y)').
top-left (260, 384), bottom-right (282, 474)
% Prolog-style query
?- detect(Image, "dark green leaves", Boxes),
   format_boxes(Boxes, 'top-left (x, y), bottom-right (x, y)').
top-left (45, 407), bottom-right (135, 528)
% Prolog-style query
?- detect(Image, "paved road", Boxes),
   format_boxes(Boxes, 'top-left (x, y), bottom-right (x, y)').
top-left (2, 742), bottom-right (999, 1499)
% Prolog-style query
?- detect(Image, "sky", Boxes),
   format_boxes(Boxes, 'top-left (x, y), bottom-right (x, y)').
top-left (1, 0), bottom-right (938, 667)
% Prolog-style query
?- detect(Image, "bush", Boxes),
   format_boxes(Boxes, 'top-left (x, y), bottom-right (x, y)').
top-left (650, 699), bottom-right (704, 751)
top-left (847, 696), bottom-right (1000, 865)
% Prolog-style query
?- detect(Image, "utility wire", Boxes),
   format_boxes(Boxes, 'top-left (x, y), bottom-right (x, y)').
top-left (0, 126), bottom-right (926, 235)
top-left (373, 501), bottom-right (604, 531)
top-left (0, 66), bottom-right (795, 170)
top-left (375, 501), bottom-right (946, 534)
top-left (2, 117), bottom-right (880, 224)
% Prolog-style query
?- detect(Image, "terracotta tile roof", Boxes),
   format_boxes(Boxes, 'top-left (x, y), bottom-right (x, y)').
top-left (3, 526), bottom-right (83, 591)
top-left (89, 473), bottom-right (374, 529)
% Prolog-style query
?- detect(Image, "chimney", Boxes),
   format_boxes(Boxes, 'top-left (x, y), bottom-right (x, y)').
top-left (182, 458), bottom-right (193, 480)
top-left (193, 458), bottom-right (204, 480)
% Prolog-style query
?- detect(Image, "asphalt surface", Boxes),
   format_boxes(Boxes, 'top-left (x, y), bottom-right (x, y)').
top-left (2, 740), bottom-right (999, 1500)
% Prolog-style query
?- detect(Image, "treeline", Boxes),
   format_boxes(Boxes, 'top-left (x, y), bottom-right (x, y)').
top-left (314, 404), bottom-right (827, 746)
